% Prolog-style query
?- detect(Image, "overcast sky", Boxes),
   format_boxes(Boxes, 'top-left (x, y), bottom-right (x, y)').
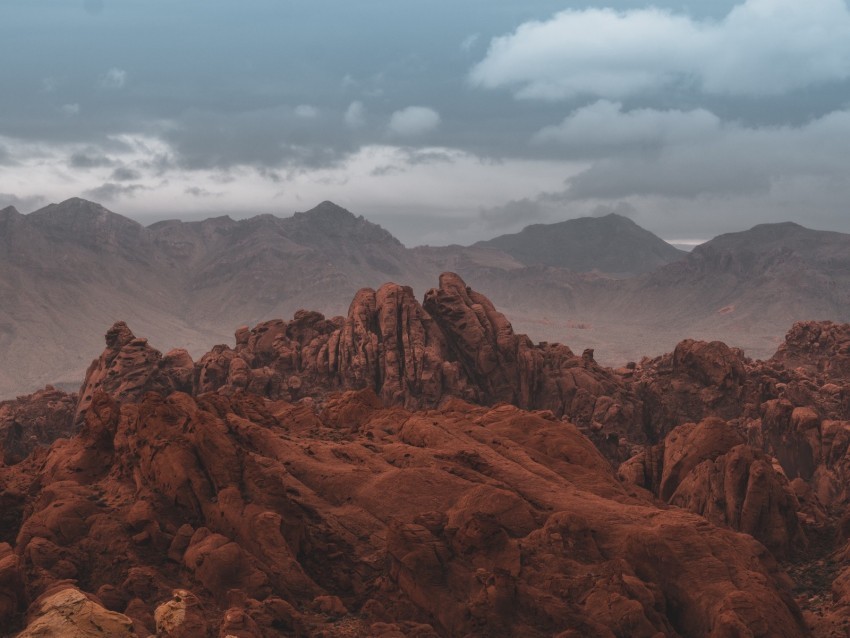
top-left (2, 0), bottom-right (850, 245)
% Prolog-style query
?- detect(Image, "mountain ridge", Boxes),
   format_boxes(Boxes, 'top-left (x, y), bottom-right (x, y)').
top-left (1, 196), bottom-right (848, 398)
top-left (474, 211), bottom-right (687, 275)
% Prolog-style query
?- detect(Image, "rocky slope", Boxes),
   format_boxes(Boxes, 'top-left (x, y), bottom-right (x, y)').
top-left (3, 275), bottom-right (850, 635)
top-left (603, 222), bottom-right (850, 360)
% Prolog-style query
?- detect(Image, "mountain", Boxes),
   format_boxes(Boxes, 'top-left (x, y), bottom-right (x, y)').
top-left (601, 221), bottom-right (850, 358)
top-left (474, 212), bottom-right (686, 275)
top-left (1, 197), bottom-right (849, 398)
top-left (0, 198), bottom-right (433, 398)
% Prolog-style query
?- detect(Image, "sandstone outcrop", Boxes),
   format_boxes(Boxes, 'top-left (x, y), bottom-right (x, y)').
top-left (0, 387), bottom-right (76, 465)
top-left (0, 385), bottom-right (807, 636)
top-left (76, 320), bottom-right (194, 420)
top-left (16, 585), bottom-right (135, 638)
top-left (194, 273), bottom-right (641, 459)
top-left (773, 321), bottom-right (850, 381)
top-left (5, 279), bottom-right (850, 636)
top-left (620, 418), bottom-right (807, 559)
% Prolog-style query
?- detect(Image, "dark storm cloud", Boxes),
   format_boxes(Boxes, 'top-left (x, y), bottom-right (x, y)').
top-left (84, 182), bottom-right (148, 201)
top-left (404, 149), bottom-right (457, 166)
top-left (565, 158), bottom-right (772, 201)
top-left (531, 101), bottom-right (721, 159)
top-left (370, 165), bottom-right (404, 177)
top-left (184, 186), bottom-right (222, 198)
top-left (479, 197), bottom-right (551, 231)
top-left (0, 144), bottom-right (14, 165)
top-left (479, 194), bottom-right (638, 234)
top-left (110, 166), bottom-right (142, 181)
top-left (370, 148), bottom-right (456, 177)
top-left (162, 106), bottom-right (357, 171)
top-left (557, 108), bottom-right (850, 201)
top-left (69, 151), bottom-right (114, 169)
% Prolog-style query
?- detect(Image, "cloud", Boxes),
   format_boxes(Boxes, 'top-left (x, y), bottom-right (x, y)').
top-left (478, 197), bottom-right (552, 231)
top-left (533, 101), bottom-right (721, 157)
top-left (61, 103), bottom-right (81, 116)
top-left (469, 103), bottom-right (850, 239)
top-left (0, 145), bottom-right (14, 166)
top-left (41, 77), bottom-right (59, 93)
top-left (551, 107), bottom-right (850, 201)
top-left (294, 105), bottom-right (318, 118)
top-left (388, 106), bottom-right (441, 137)
top-left (369, 148), bottom-right (456, 177)
top-left (84, 182), bottom-right (147, 201)
top-left (69, 151), bottom-right (113, 168)
top-left (460, 34), bottom-right (480, 52)
top-left (110, 166), bottom-right (142, 181)
top-left (470, 0), bottom-right (850, 99)
top-left (479, 195), bottom-right (640, 233)
top-left (344, 101), bottom-right (366, 129)
top-left (163, 105), bottom-right (353, 170)
top-left (184, 186), bottom-right (221, 197)
top-left (100, 68), bottom-right (127, 89)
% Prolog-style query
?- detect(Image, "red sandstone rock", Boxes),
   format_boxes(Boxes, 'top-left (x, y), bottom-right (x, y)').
top-left (773, 321), bottom-right (850, 381)
top-left (0, 386), bottom-right (76, 465)
top-left (620, 417), bottom-right (807, 559)
top-left (195, 273), bottom-right (640, 463)
top-left (2, 381), bottom-right (809, 637)
top-left (6, 282), bottom-right (850, 637)
top-left (76, 321), bottom-right (194, 420)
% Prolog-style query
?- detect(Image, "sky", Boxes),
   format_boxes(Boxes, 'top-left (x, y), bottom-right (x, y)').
top-left (2, 0), bottom-right (850, 246)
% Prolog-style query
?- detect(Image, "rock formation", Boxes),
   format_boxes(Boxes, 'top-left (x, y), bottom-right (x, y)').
top-left (0, 386), bottom-right (76, 465)
top-left (4, 277), bottom-right (850, 636)
top-left (195, 273), bottom-right (641, 460)
top-left (5, 197), bottom-right (850, 400)
top-left (1, 384), bottom-right (808, 637)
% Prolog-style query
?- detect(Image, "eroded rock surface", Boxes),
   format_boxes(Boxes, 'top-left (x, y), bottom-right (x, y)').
top-left (4, 278), bottom-right (850, 636)
top-left (0, 387), bottom-right (76, 466)
top-left (0, 385), bottom-right (807, 637)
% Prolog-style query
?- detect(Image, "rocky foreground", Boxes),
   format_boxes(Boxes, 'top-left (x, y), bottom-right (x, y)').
top-left (2, 273), bottom-right (850, 636)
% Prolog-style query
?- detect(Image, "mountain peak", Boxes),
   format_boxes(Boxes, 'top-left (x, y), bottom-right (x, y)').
top-left (695, 221), bottom-right (842, 256)
top-left (0, 205), bottom-right (21, 220)
top-left (744, 221), bottom-right (806, 236)
top-left (476, 213), bottom-right (685, 276)
top-left (284, 201), bottom-right (403, 247)
top-left (29, 198), bottom-right (140, 228)
top-left (297, 201), bottom-right (358, 221)
top-left (26, 198), bottom-right (144, 250)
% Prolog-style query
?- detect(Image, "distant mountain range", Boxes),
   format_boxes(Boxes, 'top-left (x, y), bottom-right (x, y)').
top-left (474, 212), bottom-right (686, 275)
top-left (1, 197), bottom-right (848, 397)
